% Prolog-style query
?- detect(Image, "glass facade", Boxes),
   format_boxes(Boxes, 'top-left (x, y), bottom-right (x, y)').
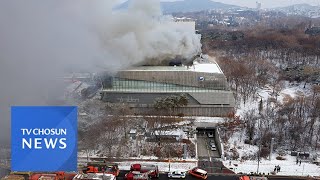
top-left (103, 77), bottom-right (225, 92)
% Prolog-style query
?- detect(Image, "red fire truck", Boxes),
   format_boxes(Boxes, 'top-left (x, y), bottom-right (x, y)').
top-left (130, 164), bottom-right (159, 178)
top-left (83, 162), bottom-right (120, 176)
top-left (125, 171), bottom-right (150, 180)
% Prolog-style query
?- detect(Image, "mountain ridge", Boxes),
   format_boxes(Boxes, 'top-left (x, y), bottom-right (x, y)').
top-left (116, 0), bottom-right (239, 14)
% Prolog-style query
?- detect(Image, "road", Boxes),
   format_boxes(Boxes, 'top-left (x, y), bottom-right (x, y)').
top-left (0, 167), bottom-right (309, 180)
top-left (196, 130), bottom-right (233, 175)
top-left (119, 170), bottom-right (309, 180)
top-left (197, 133), bottom-right (220, 159)
top-left (119, 170), bottom-right (238, 180)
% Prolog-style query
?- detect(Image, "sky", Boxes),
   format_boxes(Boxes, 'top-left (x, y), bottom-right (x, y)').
top-left (141, 0), bottom-right (320, 8)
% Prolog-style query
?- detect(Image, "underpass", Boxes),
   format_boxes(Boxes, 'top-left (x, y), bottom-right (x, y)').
top-left (196, 127), bottom-right (221, 160)
top-left (197, 133), bottom-right (220, 159)
top-left (195, 127), bottom-right (231, 174)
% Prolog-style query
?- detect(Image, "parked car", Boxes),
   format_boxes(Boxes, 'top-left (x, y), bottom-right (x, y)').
top-left (210, 145), bottom-right (217, 151)
top-left (188, 167), bottom-right (207, 179)
top-left (167, 171), bottom-right (186, 179)
top-left (210, 144), bottom-right (217, 151)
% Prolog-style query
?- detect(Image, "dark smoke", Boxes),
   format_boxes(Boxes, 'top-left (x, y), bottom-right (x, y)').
top-left (0, 0), bottom-right (201, 148)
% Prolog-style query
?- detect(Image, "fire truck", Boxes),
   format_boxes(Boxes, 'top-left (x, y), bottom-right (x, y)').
top-left (73, 173), bottom-right (116, 180)
top-left (239, 176), bottom-right (268, 180)
top-left (29, 171), bottom-right (76, 180)
top-left (1, 171), bottom-right (76, 180)
top-left (124, 171), bottom-right (150, 180)
top-left (130, 164), bottom-right (159, 178)
top-left (82, 162), bottom-right (120, 176)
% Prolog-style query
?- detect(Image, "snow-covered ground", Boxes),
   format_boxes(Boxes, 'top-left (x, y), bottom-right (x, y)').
top-left (224, 81), bottom-right (320, 177)
top-left (78, 153), bottom-right (197, 172)
top-left (223, 154), bottom-right (320, 176)
top-left (224, 131), bottom-right (258, 158)
top-left (222, 130), bottom-right (320, 176)
top-left (236, 81), bottom-right (313, 116)
top-left (222, 131), bottom-right (320, 176)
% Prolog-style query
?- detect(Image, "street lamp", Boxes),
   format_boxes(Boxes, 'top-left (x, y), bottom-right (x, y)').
top-left (257, 142), bottom-right (261, 174)
top-left (257, 118), bottom-right (262, 174)
top-left (168, 148), bottom-right (171, 172)
top-left (270, 138), bottom-right (274, 161)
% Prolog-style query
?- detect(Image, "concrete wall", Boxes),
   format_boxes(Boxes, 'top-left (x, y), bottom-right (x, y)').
top-left (215, 128), bottom-right (224, 158)
top-left (102, 92), bottom-right (199, 105)
top-left (189, 91), bottom-right (235, 105)
top-left (101, 92), bottom-right (235, 106)
top-left (131, 106), bottom-right (234, 117)
top-left (101, 92), bottom-right (235, 116)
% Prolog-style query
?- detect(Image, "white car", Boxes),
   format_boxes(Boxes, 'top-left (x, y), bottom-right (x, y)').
top-left (168, 171), bottom-right (186, 179)
top-left (210, 144), bottom-right (217, 151)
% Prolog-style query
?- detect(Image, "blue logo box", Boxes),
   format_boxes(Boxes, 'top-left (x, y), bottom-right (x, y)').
top-left (11, 106), bottom-right (77, 171)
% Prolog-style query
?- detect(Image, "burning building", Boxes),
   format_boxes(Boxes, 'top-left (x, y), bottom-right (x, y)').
top-left (100, 56), bottom-right (235, 117)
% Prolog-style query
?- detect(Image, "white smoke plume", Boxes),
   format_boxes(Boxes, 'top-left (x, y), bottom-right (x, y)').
top-left (98, 0), bottom-right (202, 67)
top-left (0, 0), bottom-right (201, 145)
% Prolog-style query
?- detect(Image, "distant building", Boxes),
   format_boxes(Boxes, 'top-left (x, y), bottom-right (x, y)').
top-left (256, 1), bottom-right (261, 10)
top-left (173, 17), bottom-right (197, 33)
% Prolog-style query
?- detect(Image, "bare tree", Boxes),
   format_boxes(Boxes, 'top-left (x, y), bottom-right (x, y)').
top-left (96, 118), bottom-right (121, 157)
top-left (315, 125), bottom-right (320, 150)
top-left (243, 109), bottom-right (257, 144)
top-left (111, 103), bottom-right (134, 139)
top-left (153, 94), bottom-right (188, 115)
top-left (78, 127), bottom-right (98, 162)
